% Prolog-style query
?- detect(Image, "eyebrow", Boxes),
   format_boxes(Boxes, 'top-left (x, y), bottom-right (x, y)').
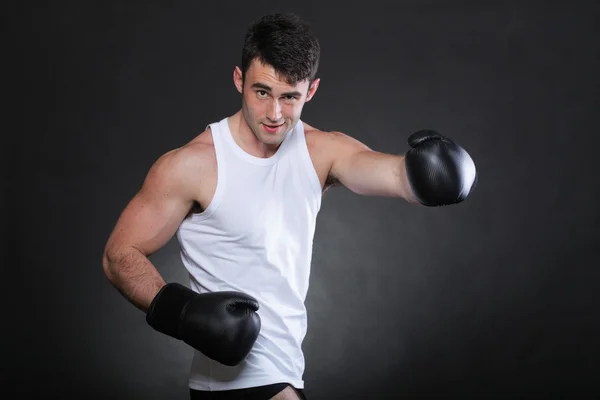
top-left (251, 82), bottom-right (303, 97)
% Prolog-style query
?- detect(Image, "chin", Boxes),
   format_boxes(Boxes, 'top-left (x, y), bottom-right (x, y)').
top-left (261, 134), bottom-right (284, 146)
top-left (257, 124), bottom-right (287, 143)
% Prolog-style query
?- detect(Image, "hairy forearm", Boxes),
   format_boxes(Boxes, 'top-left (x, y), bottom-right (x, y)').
top-left (102, 247), bottom-right (166, 312)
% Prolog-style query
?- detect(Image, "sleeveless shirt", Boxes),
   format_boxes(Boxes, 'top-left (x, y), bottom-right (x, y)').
top-left (176, 117), bottom-right (322, 390)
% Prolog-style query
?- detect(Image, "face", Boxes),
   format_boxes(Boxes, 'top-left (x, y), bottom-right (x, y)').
top-left (234, 59), bottom-right (320, 148)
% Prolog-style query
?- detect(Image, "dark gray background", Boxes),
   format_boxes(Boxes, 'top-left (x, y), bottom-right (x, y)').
top-left (6, 0), bottom-right (599, 398)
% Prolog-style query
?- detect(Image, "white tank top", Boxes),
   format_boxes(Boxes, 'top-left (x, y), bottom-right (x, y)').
top-left (176, 117), bottom-right (322, 391)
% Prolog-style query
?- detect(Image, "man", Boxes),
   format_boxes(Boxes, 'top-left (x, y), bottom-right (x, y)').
top-left (102, 13), bottom-right (476, 400)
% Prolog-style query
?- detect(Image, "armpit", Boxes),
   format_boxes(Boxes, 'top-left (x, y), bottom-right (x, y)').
top-left (323, 174), bottom-right (340, 193)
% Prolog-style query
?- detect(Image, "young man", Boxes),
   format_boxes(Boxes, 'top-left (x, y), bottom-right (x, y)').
top-left (102, 13), bottom-right (477, 400)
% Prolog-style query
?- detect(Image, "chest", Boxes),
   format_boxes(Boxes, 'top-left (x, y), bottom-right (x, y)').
top-left (193, 131), bottom-right (333, 213)
top-left (214, 159), bottom-right (320, 247)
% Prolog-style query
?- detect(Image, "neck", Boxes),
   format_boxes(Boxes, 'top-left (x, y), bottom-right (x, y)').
top-left (228, 110), bottom-right (280, 158)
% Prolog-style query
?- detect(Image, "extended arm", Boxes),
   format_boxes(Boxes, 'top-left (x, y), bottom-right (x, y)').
top-left (326, 132), bottom-right (416, 200)
top-left (327, 130), bottom-right (477, 206)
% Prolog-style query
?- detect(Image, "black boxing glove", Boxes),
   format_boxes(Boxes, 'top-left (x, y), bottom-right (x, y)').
top-left (146, 283), bottom-right (261, 366)
top-left (404, 130), bottom-right (477, 206)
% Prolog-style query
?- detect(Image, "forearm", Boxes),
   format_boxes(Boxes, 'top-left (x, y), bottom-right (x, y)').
top-left (396, 156), bottom-right (419, 204)
top-left (102, 247), bottom-right (166, 312)
top-left (339, 150), bottom-right (418, 203)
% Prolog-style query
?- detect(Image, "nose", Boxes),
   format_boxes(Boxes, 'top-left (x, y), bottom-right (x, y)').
top-left (266, 99), bottom-right (282, 122)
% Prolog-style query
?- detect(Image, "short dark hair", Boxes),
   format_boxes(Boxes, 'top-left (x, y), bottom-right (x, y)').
top-left (241, 13), bottom-right (320, 85)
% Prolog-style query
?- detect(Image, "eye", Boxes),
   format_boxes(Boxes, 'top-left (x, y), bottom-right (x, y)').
top-left (257, 90), bottom-right (268, 98)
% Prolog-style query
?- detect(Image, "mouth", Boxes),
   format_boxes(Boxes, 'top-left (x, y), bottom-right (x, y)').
top-left (262, 123), bottom-right (283, 133)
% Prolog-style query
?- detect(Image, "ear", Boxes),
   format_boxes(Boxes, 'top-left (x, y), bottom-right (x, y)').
top-left (233, 66), bottom-right (244, 94)
top-left (305, 78), bottom-right (321, 102)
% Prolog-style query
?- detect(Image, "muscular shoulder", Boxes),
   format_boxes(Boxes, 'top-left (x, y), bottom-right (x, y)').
top-left (302, 123), bottom-right (352, 190)
top-left (302, 122), bottom-right (372, 190)
top-left (303, 122), bottom-right (333, 147)
top-left (174, 128), bottom-right (216, 168)
top-left (303, 123), bottom-right (363, 149)
top-left (144, 128), bottom-right (216, 191)
top-left (302, 122), bottom-right (331, 161)
top-left (303, 122), bottom-right (369, 159)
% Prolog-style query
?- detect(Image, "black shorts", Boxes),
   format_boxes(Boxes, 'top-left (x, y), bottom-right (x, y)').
top-left (190, 383), bottom-right (306, 399)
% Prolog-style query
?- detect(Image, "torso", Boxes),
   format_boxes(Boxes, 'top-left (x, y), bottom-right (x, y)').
top-left (183, 122), bottom-right (335, 216)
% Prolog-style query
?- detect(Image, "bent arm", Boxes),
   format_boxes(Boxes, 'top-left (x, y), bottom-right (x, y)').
top-left (102, 148), bottom-right (200, 312)
top-left (327, 131), bottom-right (419, 202)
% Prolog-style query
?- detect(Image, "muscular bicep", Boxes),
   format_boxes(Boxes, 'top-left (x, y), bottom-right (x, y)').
top-left (105, 150), bottom-right (198, 258)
